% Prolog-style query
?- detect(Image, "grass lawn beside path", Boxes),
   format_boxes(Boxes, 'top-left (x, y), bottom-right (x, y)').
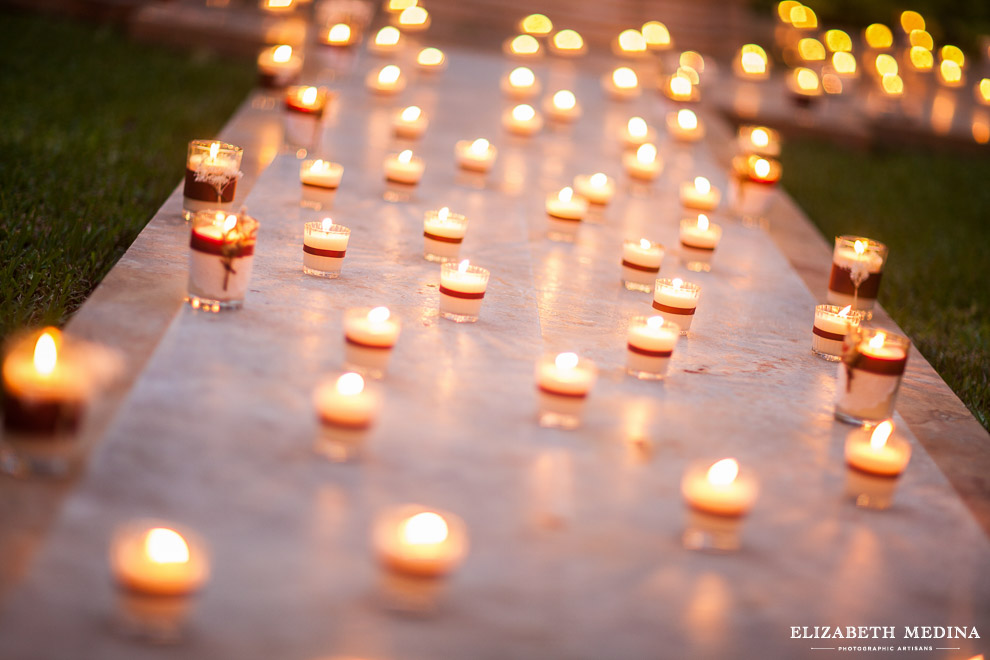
top-left (781, 140), bottom-right (990, 431)
top-left (0, 12), bottom-right (253, 339)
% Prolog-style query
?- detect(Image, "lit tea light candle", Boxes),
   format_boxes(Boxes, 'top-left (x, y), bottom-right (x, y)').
top-left (977, 78), bottom-right (990, 106)
top-left (621, 116), bottom-right (656, 147)
top-left (626, 316), bottom-right (679, 379)
top-left (343, 307), bottom-right (401, 378)
top-left (384, 0), bottom-right (415, 14)
top-left (111, 521), bottom-right (210, 597)
top-left (302, 218), bottom-right (350, 278)
top-left (454, 138), bottom-right (497, 173)
top-left (907, 47), bottom-right (932, 72)
top-left (439, 260), bottom-right (490, 323)
top-left (299, 159), bottom-right (343, 189)
top-left (831, 51), bottom-right (859, 79)
top-left (845, 420), bottom-right (911, 477)
top-left (502, 103), bottom-right (543, 136)
top-left (373, 506), bottom-right (468, 578)
top-left (864, 23), bottom-right (893, 51)
top-left (384, 149), bottom-right (424, 185)
top-left (827, 236), bottom-right (887, 314)
top-left (550, 29), bottom-right (586, 57)
top-left (788, 67), bottom-right (822, 106)
top-left (396, 5), bottom-right (430, 32)
top-left (423, 207), bottom-right (468, 263)
top-left (573, 172), bottom-right (615, 205)
top-left (314, 372), bottom-right (379, 429)
top-left (679, 214), bottom-right (722, 272)
top-left (285, 85), bottom-right (329, 115)
top-left (520, 13), bottom-right (552, 37)
top-left (682, 458), bottom-right (758, 516)
top-left (735, 154), bottom-right (783, 183)
top-left (621, 238), bottom-right (664, 292)
top-left (731, 155), bottom-right (781, 220)
top-left (535, 352), bottom-right (597, 429)
top-left (680, 176), bottom-right (721, 211)
top-left (501, 66), bottom-right (540, 99)
top-left (503, 34), bottom-right (542, 59)
top-left (642, 21), bottom-right (671, 50)
top-left (653, 277), bottom-right (701, 333)
top-left (664, 72), bottom-right (697, 102)
top-left (367, 64), bottom-right (406, 95)
top-left (416, 47), bottom-right (446, 73)
top-left (737, 125), bottom-right (781, 157)
top-left (836, 328), bottom-right (910, 425)
top-left (623, 143), bottom-right (662, 181)
top-left (369, 26), bottom-right (402, 55)
top-left (613, 29), bottom-right (647, 58)
top-left (666, 108), bottom-right (704, 142)
top-left (880, 73), bottom-right (904, 97)
top-left (798, 37), bottom-right (826, 63)
top-left (544, 89), bottom-right (581, 122)
top-left (937, 59), bottom-right (964, 88)
top-left (257, 44), bottom-right (302, 87)
top-left (603, 66), bottom-right (640, 100)
top-left (393, 105), bottom-right (428, 139)
top-left (187, 211), bottom-right (259, 312)
top-left (321, 23), bottom-right (356, 47)
top-left (733, 44), bottom-right (769, 81)
top-left (261, 0), bottom-right (294, 13)
top-left (545, 186), bottom-right (588, 222)
top-left (812, 304), bottom-right (864, 361)
top-left (182, 140), bottom-right (243, 220)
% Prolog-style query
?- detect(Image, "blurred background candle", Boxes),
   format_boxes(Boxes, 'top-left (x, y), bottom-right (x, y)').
top-left (519, 13), bottom-right (552, 37)
top-left (603, 67), bottom-right (640, 100)
top-left (502, 104), bottom-right (543, 136)
top-left (455, 138), bottom-right (497, 173)
top-left (665, 72), bottom-right (697, 102)
top-left (314, 372), bottom-right (379, 429)
top-left (535, 352), bottom-right (596, 429)
top-left (682, 458), bottom-right (758, 516)
top-left (827, 236), bottom-right (887, 315)
top-left (812, 304), bottom-right (863, 361)
top-left (396, 5), bottom-right (430, 31)
top-left (367, 64), bottom-right (406, 95)
top-left (393, 105), bottom-right (428, 139)
top-left (680, 176), bottom-right (720, 211)
top-left (187, 211), bottom-right (258, 312)
top-left (788, 67), bottom-right (822, 107)
top-left (384, 149), bottom-right (424, 185)
top-left (733, 43), bottom-right (770, 81)
top-left (503, 34), bottom-right (541, 59)
top-left (666, 109), bottom-right (704, 142)
top-left (344, 307), bottom-right (401, 378)
top-left (627, 316), bottom-right (679, 379)
top-left (613, 28), bottom-right (647, 58)
top-left (621, 116), bottom-right (655, 147)
top-left (285, 85), bottom-right (329, 115)
top-left (653, 278), bottom-right (701, 333)
top-left (182, 140), bottom-right (243, 221)
top-left (623, 143), bottom-right (662, 181)
top-left (642, 21), bottom-right (671, 51)
top-left (545, 186), bottom-right (586, 242)
top-left (257, 44), bottom-right (302, 88)
top-left (844, 421), bottom-right (912, 510)
top-left (373, 506), bottom-right (468, 578)
top-left (836, 328), bottom-right (909, 425)
top-left (550, 29), bottom-right (586, 57)
top-left (573, 172), bottom-right (615, 205)
top-left (416, 47), bottom-right (446, 72)
top-left (621, 238), bottom-right (664, 292)
top-left (501, 66), bottom-right (540, 99)
top-left (423, 207), bottom-right (468, 262)
top-left (369, 26), bottom-right (402, 55)
top-left (737, 125), bottom-right (780, 157)
top-left (731, 155), bottom-right (781, 221)
top-left (321, 23), bottom-right (356, 47)
top-left (439, 260), bottom-right (489, 323)
top-left (299, 159), bottom-right (343, 189)
top-left (544, 90), bottom-right (581, 122)
top-left (303, 219), bottom-right (349, 278)
top-left (679, 214), bottom-right (721, 271)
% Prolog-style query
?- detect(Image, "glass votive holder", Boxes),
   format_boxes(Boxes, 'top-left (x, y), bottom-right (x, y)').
top-left (423, 208), bottom-right (468, 263)
top-left (620, 239), bottom-right (664, 292)
top-left (314, 372), bottom-right (379, 459)
top-left (843, 421), bottom-right (911, 509)
top-left (439, 261), bottom-right (489, 323)
top-left (679, 215), bottom-right (722, 272)
top-left (681, 458), bottom-right (758, 552)
top-left (343, 307), bottom-right (401, 378)
top-left (182, 140), bottom-right (243, 221)
top-left (835, 327), bottom-right (909, 425)
top-left (812, 304), bottom-right (864, 361)
top-left (827, 235), bottom-right (888, 318)
top-left (653, 278), bottom-right (701, 334)
top-left (302, 220), bottom-right (350, 278)
top-left (535, 352), bottom-right (596, 429)
top-left (187, 210), bottom-right (259, 312)
top-left (626, 316), bottom-right (679, 379)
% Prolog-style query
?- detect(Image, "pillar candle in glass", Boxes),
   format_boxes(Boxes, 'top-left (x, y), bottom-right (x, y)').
top-left (502, 104), bottom-right (543, 136)
top-left (653, 278), bottom-right (701, 333)
top-left (602, 66), bottom-right (641, 100)
top-left (621, 116), bottom-right (656, 148)
top-left (373, 506), bottom-right (468, 578)
top-left (187, 211), bottom-right (259, 312)
top-left (299, 159), bottom-right (343, 189)
top-left (679, 176), bottom-right (721, 211)
top-left (544, 90), bottom-right (581, 122)
top-left (384, 149), bottom-right (425, 185)
top-left (621, 238), bottom-right (664, 292)
top-left (439, 260), bottom-right (489, 323)
top-left (344, 307), bottom-right (401, 378)
top-left (812, 304), bottom-right (864, 361)
top-left (423, 207), bottom-right (468, 263)
top-left (501, 66), bottom-right (540, 99)
top-left (679, 214), bottom-right (722, 271)
top-left (302, 219), bottom-right (349, 278)
top-left (393, 106), bottom-right (428, 140)
top-left (627, 316), bottom-right (680, 379)
top-left (545, 186), bottom-right (587, 242)
top-left (623, 143), bottom-right (662, 181)
top-left (455, 138), bottom-right (497, 173)
top-left (257, 44), bottom-right (302, 88)
top-left (182, 140), bottom-right (243, 221)
top-left (836, 328), bottom-right (909, 425)
top-left (666, 108), bottom-right (705, 142)
top-left (827, 236), bottom-right (888, 316)
top-left (535, 352), bottom-right (597, 429)
top-left (844, 420), bottom-right (912, 509)
top-left (366, 64), bottom-right (406, 95)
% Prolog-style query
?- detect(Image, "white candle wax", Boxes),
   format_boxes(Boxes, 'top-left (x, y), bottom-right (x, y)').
top-left (680, 177), bottom-right (721, 211)
top-left (545, 187), bottom-right (588, 221)
top-left (682, 459), bottom-right (758, 517)
top-left (299, 159), bottom-right (343, 189)
top-left (502, 104), bottom-right (543, 136)
top-left (536, 352), bottom-right (596, 396)
top-left (835, 329), bottom-right (909, 424)
top-left (439, 261), bottom-right (489, 322)
top-left (845, 421), bottom-right (911, 477)
top-left (623, 143), bottom-right (662, 181)
top-left (393, 106), bottom-right (428, 140)
top-left (626, 316), bottom-right (679, 379)
top-left (111, 521), bottom-right (210, 596)
top-left (373, 506), bottom-right (468, 578)
top-left (424, 207), bottom-right (468, 262)
top-left (302, 220), bottom-right (349, 277)
top-left (384, 150), bottom-right (424, 185)
top-left (653, 278), bottom-right (701, 333)
top-left (314, 373), bottom-right (378, 429)
top-left (573, 173), bottom-right (615, 205)
top-left (455, 138), bottom-right (497, 173)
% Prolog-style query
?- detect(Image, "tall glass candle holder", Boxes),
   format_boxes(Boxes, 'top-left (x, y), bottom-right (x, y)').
top-left (836, 327), bottom-right (909, 425)
top-left (827, 236), bottom-right (888, 317)
top-left (182, 140), bottom-right (243, 221)
top-left (187, 211), bottom-right (259, 312)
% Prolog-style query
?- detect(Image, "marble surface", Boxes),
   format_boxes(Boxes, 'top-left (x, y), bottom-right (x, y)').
top-left (1, 39), bottom-right (989, 660)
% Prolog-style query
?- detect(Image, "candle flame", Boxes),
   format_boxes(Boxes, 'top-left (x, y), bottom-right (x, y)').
top-left (375, 26), bottom-right (400, 46)
top-left (509, 66), bottom-right (535, 88)
top-left (553, 90), bottom-right (576, 110)
top-left (327, 24), bottom-right (351, 43)
top-left (457, 259), bottom-right (470, 273)
top-left (754, 158), bottom-right (771, 178)
top-left (707, 458), bottom-right (739, 486)
top-left (617, 29), bottom-right (646, 53)
top-left (272, 45), bottom-right (292, 63)
top-left (627, 117), bottom-right (648, 138)
top-left (555, 352), bottom-right (579, 370)
top-left (865, 24), bottom-right (893, 49)
top-left (646, 315), bottom-right (663, 329)
top-left (590, 172), bottom-right (608, 188)
top-left (368, 306), bottom-right (391, 323)
top-left (398, 5), bottom-right (428, 26)
top-left (378, 65), bottom-right (401, 85)
top-left (209, 142), bottom-right (219, 160)
top-left (669, 74), bottom-right (692, 97)
top-left (636, 143), bottom-right (657, 164)
top-left (553, 29), bottom-right (583, 51)
top-left (979, 79), bottom-right (990, 104)
top-left (558, 186), bottom-right (573, 203)
top-left (33, 330), bottom-right (58, 376)
top-left (870, 420), bottom-right (894, 450)
top-left (520, 13), bottom-right (552, 36)
top-left (401, 512), bottom-right (448, 545)
top-left (512, 104), bottom-right (536, 121)
top-left (694, 177), bottom-right (711, 194)
top-left (751, 128), bottom-right (770, 148)
top-left (677, 109), bottom-right (698, 130)
top-left (672, 277), bottom-right (683, 289)
top-left (400, 106), bottom-right (421, 122)
top-left (639, 238), bottom-right (652, 250)
top-left (301, 86), bottom-right (318, 105)
top-left (869, 331), bottom-right (887, 351)
top-left (697, 214), bottom-right (709, 231)
top-left (854, 239), bottom-right (866, 255)
top-left (336, 372), bottom-right (365, 396)
top-left (469, 138), bottom-right (490, 155)
top-left (321, 217), bottom-right (333, 232)
top-left (398, 150), bottom-right (413, 164)
top-left (838, 305), bottom-right (852, 318)
top-left (418, 47), bottom-right (444, 66)
top-left (641, 21), bottom-right (670, 47)
top-left (145, 528), bottom-right (190, 564)
top-left (223, 214), bottom-right (237, 233)
top-left (438, 207), bottom-right (449, 221)
top-left (510, 34), bottom-right (540, 55)
top-left (612, 67), bottom-right (638, 89)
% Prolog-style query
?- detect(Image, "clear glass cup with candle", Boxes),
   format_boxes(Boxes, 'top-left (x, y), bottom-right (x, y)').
top-left (536, 352), bottom-right (597, 429)
top-left (653, 278), bottom-right (701, 334)
top-left (827, 236), bottom-right (888, 317)
top-left (182, 140), bottom-right (243, 221)
top-left (844, 420), bottom-right (912, 509)
top-left (313, 372), bottom-right (380, 461)
top-left (679, 214), bottom-right (722, 272)
top-left (187, 211), bottom-right (259, 312)
top-left (627, 316), bottom-right (680, 379)
top-left (812, 304), bottom-right (864, 361)
top-left (836, 327), bottom-right (910, 425)
top-left (302, 219), bottom-right (350, 278)
top-left (621, 238), bottom-right (664, 291)
top-left (257, 44), bottom-right (302, 88)
top-left (681, 458), bottom-right (758, 552)
top-left (343, 307), bottom-right (401, 378)
top-left (439, 260), bottom-right (489, 323)
top-left (423, 207), bottom-right (468, 263)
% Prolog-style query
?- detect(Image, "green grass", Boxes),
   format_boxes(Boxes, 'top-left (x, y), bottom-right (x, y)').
top-left (0, 12), bottom-right (254, 338)
top-left (781, 140), bottom-right (990, 430)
